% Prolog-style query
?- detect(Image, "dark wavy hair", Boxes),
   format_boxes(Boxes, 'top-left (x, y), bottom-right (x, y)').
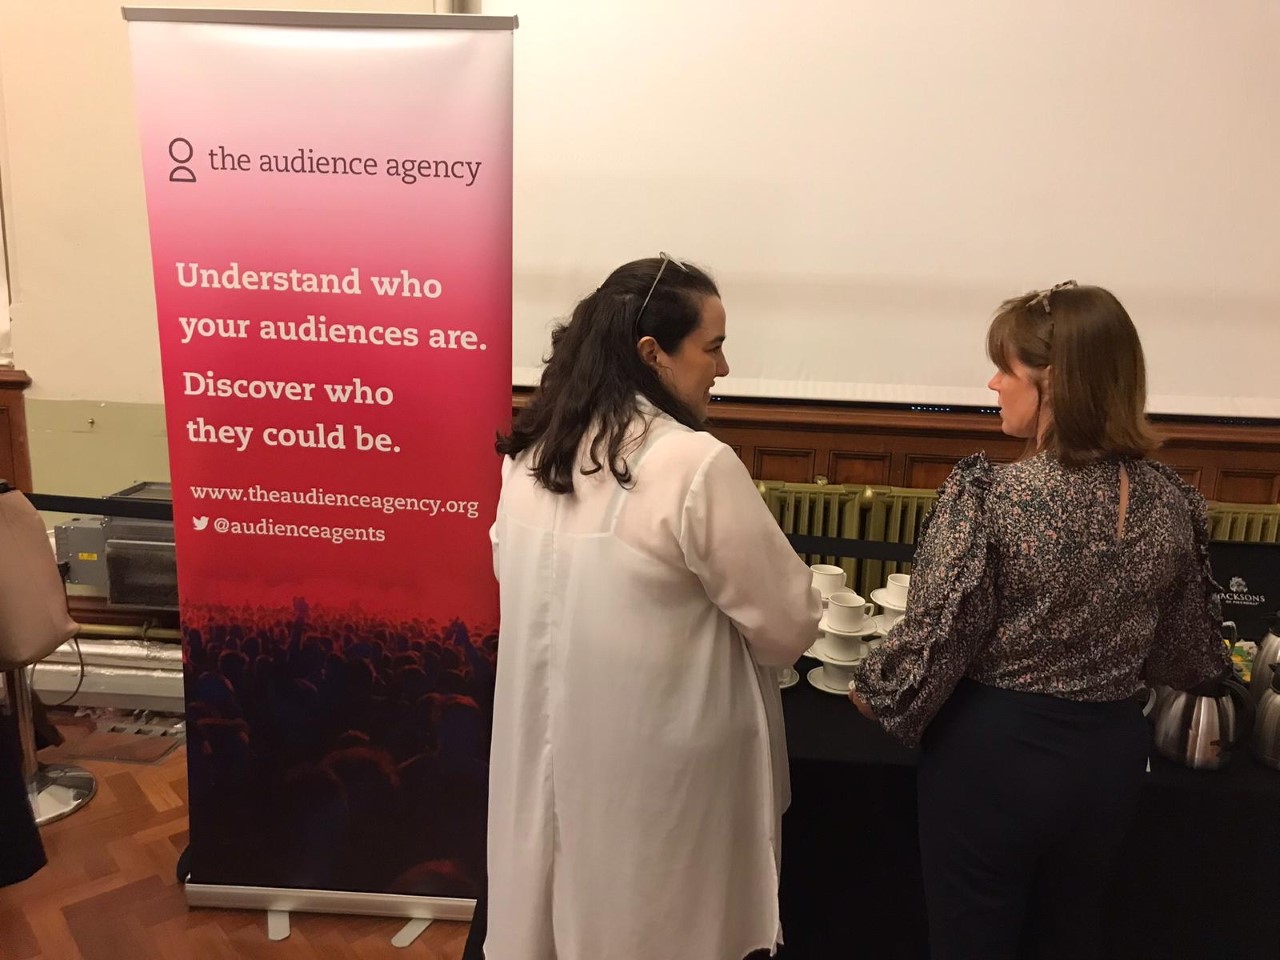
top-left (497, 256), bottom-right (720, 494)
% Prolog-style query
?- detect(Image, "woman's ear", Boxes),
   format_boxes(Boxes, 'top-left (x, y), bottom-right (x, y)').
top-left (637, 335), bottom-right (661, 371)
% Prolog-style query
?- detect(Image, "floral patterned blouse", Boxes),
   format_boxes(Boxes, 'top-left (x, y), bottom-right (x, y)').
top-left (851, 453), bottom-right (1231, 746)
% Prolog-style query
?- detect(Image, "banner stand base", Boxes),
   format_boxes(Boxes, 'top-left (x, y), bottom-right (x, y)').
top-left (256, 908), bottom-right (434, 947)
top-left (266, 910), bottom-right (290, 941)
top-left (392, 918), bottom-right (434, 947)
top-left (184, 882), bottom-right (476, 927)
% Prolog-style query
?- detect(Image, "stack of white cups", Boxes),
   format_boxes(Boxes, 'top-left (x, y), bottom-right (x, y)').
top-left (809, 564), bottom-right (846, 603)
top-left (778, 564), bottom-right (850, 689)
top-left (802, 564), bottom-right (882, 695)
top-left (871, 573), bottom-right (910, 630)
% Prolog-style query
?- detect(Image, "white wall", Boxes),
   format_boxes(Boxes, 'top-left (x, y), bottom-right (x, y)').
top-left (492, 0), bottom-right (1279, 416)
top-left (2, 1), bottom-right (1278, 415)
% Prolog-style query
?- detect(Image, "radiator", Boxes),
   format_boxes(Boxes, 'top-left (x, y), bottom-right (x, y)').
top-left (1208, 503), bottom-right (1280, 544)
top-left (857, 487), bottom-right (938, 597)
top-left (758, 481), bottom-right (938, 596)
top-left (758, 480), bottom-right (866, 585)
top-left (759, 483), bottom-right (1278, 592)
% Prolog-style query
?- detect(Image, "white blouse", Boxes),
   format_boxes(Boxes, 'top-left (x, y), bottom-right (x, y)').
top-left (485, 406), bottom-right (820, 960)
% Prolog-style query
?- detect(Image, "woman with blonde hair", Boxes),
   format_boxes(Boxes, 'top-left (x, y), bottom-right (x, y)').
top-left (851, 282), bottom-right (1230, 960)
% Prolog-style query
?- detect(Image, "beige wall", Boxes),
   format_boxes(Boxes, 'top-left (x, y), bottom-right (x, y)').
top-left (23, 397), bottom-right (170, 496)
top-left (0, 59), bottom-right (12, 368)
top-left (0, 1), bottom-right (447, 494)
top-left (1, 1), bottom-right (1277, 496)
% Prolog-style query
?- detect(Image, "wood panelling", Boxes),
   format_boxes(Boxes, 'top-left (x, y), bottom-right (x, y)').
top-left (753, 448), bottom-right (815, 483)
top-left (1216, 470), bottom-right (1280, 505)
top-left (0, 369), bottom-right (32, 492)
top-left (705, 399), bottom-right (1280, 504)
top-left (512, 391), bottom-right (1280, 503)
top-left (904, 455), bottom-right (971, 490)
top-left (827, 452), bottom-right (892, 486)
top-left (1174, 467), bottom-right (1204, 490)
top-left (0, 407), bottom-right (14, 484)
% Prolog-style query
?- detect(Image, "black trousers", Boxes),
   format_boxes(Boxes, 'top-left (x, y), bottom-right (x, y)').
top-left (0, 711), bottom-right (45, 887)
top-left (916, 680), bottom-right (1149, 960)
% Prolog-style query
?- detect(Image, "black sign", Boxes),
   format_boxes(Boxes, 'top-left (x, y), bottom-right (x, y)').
top-left (1207, 541), bottom-right (1280, 640)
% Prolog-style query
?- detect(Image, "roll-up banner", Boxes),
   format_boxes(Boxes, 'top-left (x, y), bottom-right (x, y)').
top-left (124, 7), bottom-right (514, 919)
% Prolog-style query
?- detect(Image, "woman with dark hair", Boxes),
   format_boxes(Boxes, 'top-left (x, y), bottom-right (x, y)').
top-left (483, 256), bottom-right (820, 959)
top-left (850, 282), bottom-right (1231, 960)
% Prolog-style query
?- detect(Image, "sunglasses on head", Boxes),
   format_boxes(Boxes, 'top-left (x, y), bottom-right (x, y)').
top-left (633, 252), bottom-right (691, 336)
top-left (1029, 279), bottom-right (1078, 314)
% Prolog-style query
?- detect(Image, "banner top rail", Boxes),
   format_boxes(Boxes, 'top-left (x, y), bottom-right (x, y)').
top-left (121, 8), bottom-right (519, 30)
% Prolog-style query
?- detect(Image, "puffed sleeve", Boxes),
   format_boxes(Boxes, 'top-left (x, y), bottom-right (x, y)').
top-left (679, 444), bottom-right (822, 667)
top-left (852, 455), bottom-right (998, 745)
top-left (1142, 464), bottom-right (1232, 689)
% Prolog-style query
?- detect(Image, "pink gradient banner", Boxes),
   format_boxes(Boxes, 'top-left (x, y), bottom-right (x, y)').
top-left (126, 16), bottom-right (512, 902)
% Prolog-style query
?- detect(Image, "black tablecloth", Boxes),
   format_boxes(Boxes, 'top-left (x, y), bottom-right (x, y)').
top-left (778, 671), bottom-right (1280, 960)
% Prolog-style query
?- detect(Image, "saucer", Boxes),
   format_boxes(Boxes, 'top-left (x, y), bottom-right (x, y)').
top-left (869, 614), bottom-right (900, 635)
top-left (807, 666), bottom-right (852, 697)
top-left (870, 588), bottom-right (908, 612)
top-left (778, 666), bottom-right (800, 689)
top-left (818, 614), bottom-right (879, 638)
top-left (810, 634), bottom-right (867, 665)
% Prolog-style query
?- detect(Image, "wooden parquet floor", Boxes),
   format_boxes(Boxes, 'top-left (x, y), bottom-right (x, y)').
top-left (0, 737), bottom-right (470, 960)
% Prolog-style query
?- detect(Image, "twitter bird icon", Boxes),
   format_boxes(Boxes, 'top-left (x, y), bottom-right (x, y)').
top-left (192, 516), bottom-right (210, 531)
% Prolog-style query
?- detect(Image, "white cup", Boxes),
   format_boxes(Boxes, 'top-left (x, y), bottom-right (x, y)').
top-left (877, 611), bottom-right (904, 631)
top-left (821, 660), bottom-right (856, 691)
top-left (827, 590), bottom-right (875, 633)
top-left (810, 564), bottom-right (847, 599)
top-left (870, 614), bottom-right (896, 635)
top-left (884, 573), bottom-right (911, 607)
top-left (823, 631), bottom-right (869, 661)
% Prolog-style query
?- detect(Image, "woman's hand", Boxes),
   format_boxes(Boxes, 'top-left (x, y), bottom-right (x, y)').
top-left (848, 688), bottom-right (877, 722)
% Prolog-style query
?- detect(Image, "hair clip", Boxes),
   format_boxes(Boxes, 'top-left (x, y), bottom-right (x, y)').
top-left (1029, 279), bottom-right (1078, 314)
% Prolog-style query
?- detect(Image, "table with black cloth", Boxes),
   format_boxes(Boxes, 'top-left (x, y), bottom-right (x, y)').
top-left (777, 673), bottom-right (1280, 960)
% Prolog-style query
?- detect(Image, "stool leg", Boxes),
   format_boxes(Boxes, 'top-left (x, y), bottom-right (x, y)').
top-left (6, 668), bottom-right (38, 781)
top-left (4, 668), bottom-right (96, 825)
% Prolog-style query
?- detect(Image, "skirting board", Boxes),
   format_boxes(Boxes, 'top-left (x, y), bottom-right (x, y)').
top-left (31, 660), bottom-right (185, 714)
top-left (185, 883), bottom-right (476, 922)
